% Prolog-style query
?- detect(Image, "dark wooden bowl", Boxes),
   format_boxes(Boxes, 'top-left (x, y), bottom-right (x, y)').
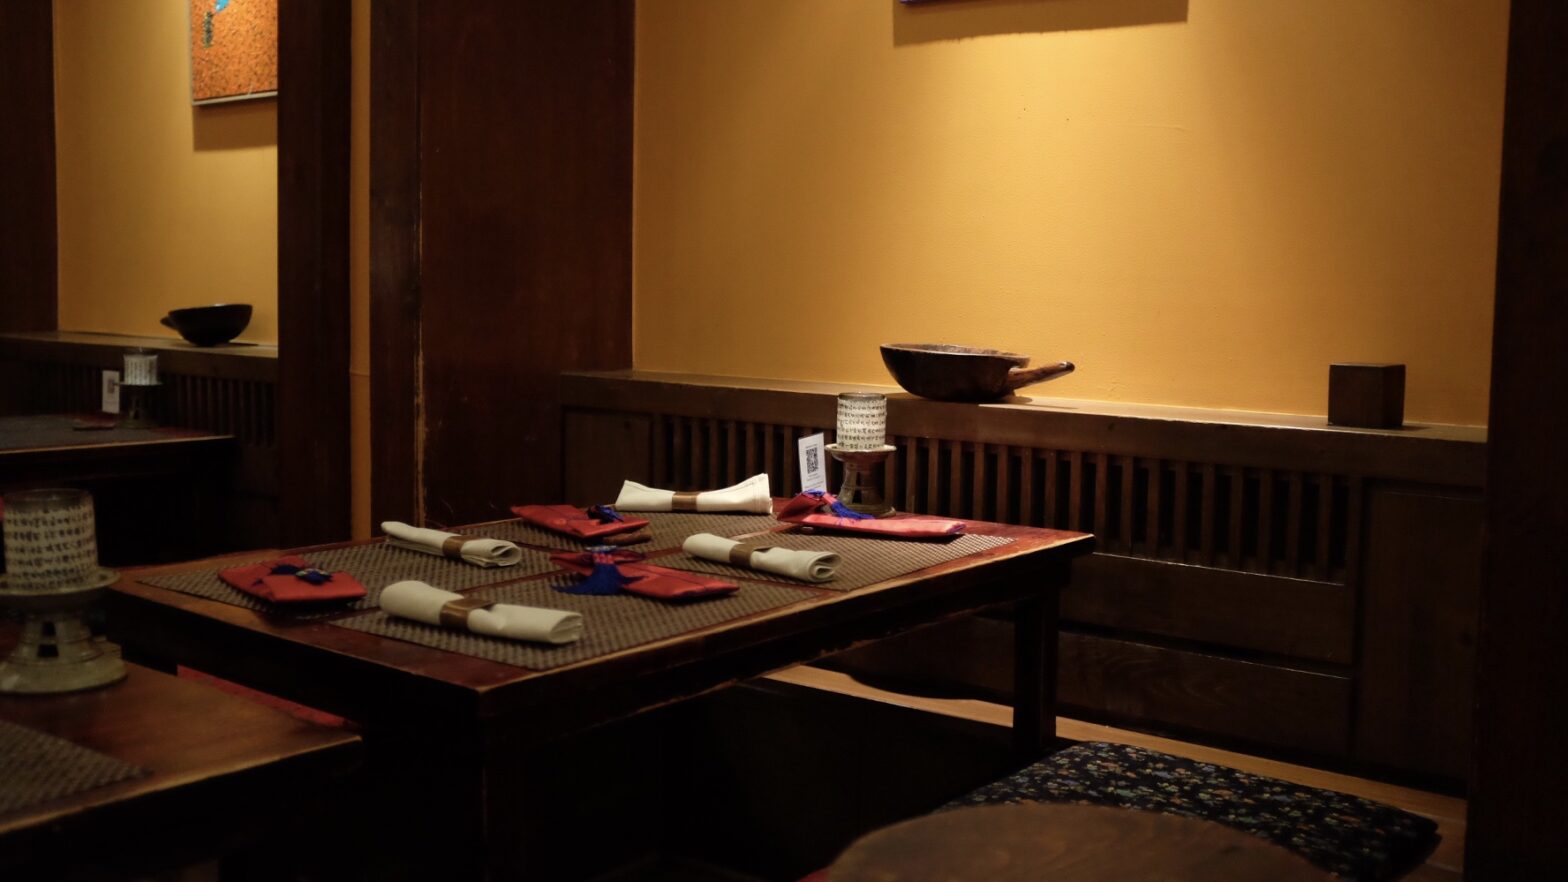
top-left (881, 343), bottom-right (1074, 402)
top-left (160, 304), bottom-right (253, 347)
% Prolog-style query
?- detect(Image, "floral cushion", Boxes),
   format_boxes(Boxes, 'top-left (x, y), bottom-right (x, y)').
top-left (943, 742), bottom-right (1438, 880)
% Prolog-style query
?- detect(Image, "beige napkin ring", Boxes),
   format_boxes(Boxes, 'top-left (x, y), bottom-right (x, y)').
top-left (728, 544), bottom-right (772, 566)
top-left (439, 595), bottom-right (498, 628)
top-left (441, 536), bottom-right (466, 561)
top-left (671, 491), bottom-right (700, 512)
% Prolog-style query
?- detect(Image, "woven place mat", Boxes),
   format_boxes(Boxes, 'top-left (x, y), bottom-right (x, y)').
top-left (462, 511), bottom-right (785, 552)
top-left (654, 531), bottom-right (1017, 591)
top-left (331, 575), bottom-right (819, 670)
top-left (136, 542), bottom-right (562, 620)
top-left (0, 718), bottom-right (147, 816)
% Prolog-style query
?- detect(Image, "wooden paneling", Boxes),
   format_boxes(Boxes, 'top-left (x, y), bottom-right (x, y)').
top-left (562, 411), bottom-right (651, 507)
top-left (1356, 488), bottom-right (1481, 781)
top-left (812, 615), bottom-right (1352, 758)
top-left (561, 371), bottom-right (1486, 777)
top-left (371, 1), bottom-right (635, 526)
top-left (1467, 1), bottom-right (1568, 875)
top-left (1064, 554), bottom-right (1354, 664)
top-left (0, 0), bottom-right (56, 334)
top-left (1057, 632), bottom-right (1352, 757)
top-left (417, 0), bottom-right (633, 524)
top-left (277, 0), bottom-right (351, 546)
top-left (368, 0), bottom-right (423, 527)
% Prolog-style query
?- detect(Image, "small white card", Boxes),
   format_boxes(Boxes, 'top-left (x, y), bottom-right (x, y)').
top-left (101, 370), bottom-right (121, 414)
top-left (798, 432), bottom-right (828, 493)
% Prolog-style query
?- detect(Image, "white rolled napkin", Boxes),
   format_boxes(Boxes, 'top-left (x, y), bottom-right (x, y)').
top-left (614, 473), bottom-right (772, 514)
top-left (380, 580), bottom-right (584, 644)
top-left (381, 521), bottom-right (522, 568)
top-left (683, 533), bottom-right (841, 583)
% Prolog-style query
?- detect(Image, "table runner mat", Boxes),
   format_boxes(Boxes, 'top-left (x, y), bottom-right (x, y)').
top-left (0, 413), bottom-right (212, 452)
top-left (654, 532), bottom-right (1016, 591)
top-left (461, 511), bottom-right (785, 552)
top-left (0, 718), bottom-right (148, 816)
top-left (136, 542), bottom-right (562, 620)
top-left (330, 575), bottom-right (819, 670)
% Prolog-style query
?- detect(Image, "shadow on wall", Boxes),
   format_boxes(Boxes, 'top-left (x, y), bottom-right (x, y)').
top-left (894, 0), bottom-right (1189, 45)
top-left (192, 98), bottom-right (278, 151)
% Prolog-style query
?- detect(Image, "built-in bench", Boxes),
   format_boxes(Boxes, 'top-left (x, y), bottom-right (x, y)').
top-left (560, 369), bottom-right (1486, 788)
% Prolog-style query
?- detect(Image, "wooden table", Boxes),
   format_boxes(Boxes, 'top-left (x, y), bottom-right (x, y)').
top-left (0, 414), bottom-right (233, 566)
top-left (0, 654), bottom-right (362, 880)
top-left (106, 513), bottom-right (1093, 880)
top-left (826, 803), bottom-right (1330, 881)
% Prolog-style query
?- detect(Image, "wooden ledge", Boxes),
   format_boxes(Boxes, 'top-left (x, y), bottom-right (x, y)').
top-left (0, 330), bottom-right (277, 382)
top-left (562, 369), bottom-right (1486, 487)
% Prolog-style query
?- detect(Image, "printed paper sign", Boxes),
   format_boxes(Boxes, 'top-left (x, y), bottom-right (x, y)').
top-left (798, 432), bottom-right (828, 493)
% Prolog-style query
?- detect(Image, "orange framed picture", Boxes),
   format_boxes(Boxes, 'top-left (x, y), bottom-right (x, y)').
top-left (189, 0), bottom-right (278, 105)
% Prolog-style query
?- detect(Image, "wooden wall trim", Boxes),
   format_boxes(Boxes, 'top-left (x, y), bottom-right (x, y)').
top-left (368, 0), bottom-right (423, 527)
top-left (277, 0), bottom-right (352, 546)
top-left (564, 371), bottom-right (1487, 488)
top-left (0, 0), bottom-right (57, 334)
top-left (0, 331), bottom-right (277, 383)
top-left (1467, 0), bottom-right (1568, 874)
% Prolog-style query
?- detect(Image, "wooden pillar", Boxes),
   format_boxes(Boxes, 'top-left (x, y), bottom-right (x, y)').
top-left (277, 0), bottom-right (352, 545)
top-left (0, 0), bottom-right (57, 333)
top-left (1467, 1), bottom-right (1568, 875)
top-left (371, 0), bottom-right (634, 527)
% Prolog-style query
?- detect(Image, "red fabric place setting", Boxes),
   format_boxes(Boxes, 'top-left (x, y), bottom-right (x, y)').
top-left (511, 504), bottom-right (652, 544)
top-left (777, 491), bottom-right (967, 538)
top-left (549, 547), bottom-right (738, 601)
top-left (217, 554), bottom-right (368, 604)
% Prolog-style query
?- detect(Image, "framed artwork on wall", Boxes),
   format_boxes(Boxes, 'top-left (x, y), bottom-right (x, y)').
top-left (189, 0), bottom-right (278, 105)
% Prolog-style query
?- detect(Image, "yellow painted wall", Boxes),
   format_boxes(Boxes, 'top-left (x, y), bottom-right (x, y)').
top-left (634, 0), bottom-right (1508, 425)
top-left (54, 0), bottom-right (278, 343)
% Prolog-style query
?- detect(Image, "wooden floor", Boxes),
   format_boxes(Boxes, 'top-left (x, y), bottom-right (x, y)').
top-left (766, 665), bottom-right (1467, 881)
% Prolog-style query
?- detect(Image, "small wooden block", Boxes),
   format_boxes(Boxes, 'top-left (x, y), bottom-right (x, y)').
top-left (1329, 363), bottom-right (1405, 428)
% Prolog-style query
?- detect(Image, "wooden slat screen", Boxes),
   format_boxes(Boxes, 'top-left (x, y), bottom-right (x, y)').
top-left (647, 415), bottom-right (1356, 582)
top-left (32, 362), bottom-right (277, 448)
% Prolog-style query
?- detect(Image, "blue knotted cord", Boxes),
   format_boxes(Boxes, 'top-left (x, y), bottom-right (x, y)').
top-left (271, 563), bottom-right (333, 585)
top-left (557, 547), bottom-right (630, 595)
top-left (806, 489), bottom-right (872, 520)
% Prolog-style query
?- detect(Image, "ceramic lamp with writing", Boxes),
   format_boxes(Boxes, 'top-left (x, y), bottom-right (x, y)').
top-left (0, 488), bottom-right (125, 694)
top-left (120, 349), bottom-right (160, 428)
top-left (828, 393), bottom-right (896, 516)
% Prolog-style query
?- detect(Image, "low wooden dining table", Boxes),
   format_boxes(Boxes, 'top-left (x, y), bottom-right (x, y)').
top-left (105, 506), bottom-right (1093, 881)
top-left (0, 651), bottom-right (361, 880)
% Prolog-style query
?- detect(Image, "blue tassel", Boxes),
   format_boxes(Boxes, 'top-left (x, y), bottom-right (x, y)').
top-left (827, 498), bottom-right (873, 520)
top-left (807, 489), bottom-right (873, 520)
top-left (587, 504), bottom-right (625, 523)
top-left (557, 548), bottom-right (629, 595)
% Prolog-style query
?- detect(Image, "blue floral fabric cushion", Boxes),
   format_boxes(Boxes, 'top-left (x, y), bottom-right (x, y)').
top-left (943, 742), bottom-right (1438, 880)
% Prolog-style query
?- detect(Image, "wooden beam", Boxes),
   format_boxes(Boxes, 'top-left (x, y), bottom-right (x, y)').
top-left (368, 0), bottom-right (422, 527)
top-left (0, 0), bottom-right (57, 333)
top-left (277, 0), bottom-right (352, 545)
top-left (1467, 0), bottom-right (1568, 875)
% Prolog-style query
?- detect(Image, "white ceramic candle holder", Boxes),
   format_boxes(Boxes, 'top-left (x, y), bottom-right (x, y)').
top-left (0, 489), bottom-right (124, 694)
top-left (836, 392), bottom-right (888, 451)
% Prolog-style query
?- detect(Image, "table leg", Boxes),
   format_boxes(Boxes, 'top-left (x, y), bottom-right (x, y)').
top-left (1011, 576), bottom-right (1060, 757)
